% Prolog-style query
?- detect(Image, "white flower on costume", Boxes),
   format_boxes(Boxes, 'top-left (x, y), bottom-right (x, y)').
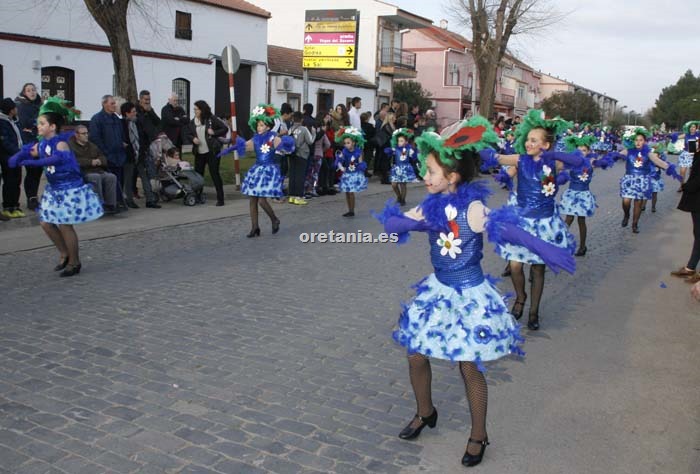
top-left (348, 164), bottom-right (356, 172)
top-left (578, 172), bottom-right (589, 182)
top-left (633, 154), bottom-right (643, 168)
top-left (437, 232), bottom-right (462, 259)
top-left (542, 164), bottom-right (552, 176)
top-left (542, 182), bottom-right (556, 196)
top-left (44, 145), bottom-right (52, 156)
top-left (260, 143), bottom-right (271, 154)
top-left (46, 166), bottom-right (55, 174)
top-left (444, 204), bottom-right (458, 221)
top-left (252, 106), bottom-right (265, 116)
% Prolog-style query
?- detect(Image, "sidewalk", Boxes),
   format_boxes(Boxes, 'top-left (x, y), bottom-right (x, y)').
top-left (0, 179), bottom-right (416, 255)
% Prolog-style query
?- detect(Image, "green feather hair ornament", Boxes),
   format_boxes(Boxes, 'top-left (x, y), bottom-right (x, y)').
top-left (39, 96), bottom-right (81, 123)
top-left (682, 121), bottom-right (700, 134)
top-left (564, 134), bottom-right (596, 152)
top-left (513, 109), bottom-right (572, 154)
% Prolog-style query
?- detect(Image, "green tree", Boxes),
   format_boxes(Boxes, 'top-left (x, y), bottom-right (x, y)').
top-left (650, 70), bottom-right (700, 128)
top-left (541, 91), bottom-right (601, 123)
top-left (392, 81), bottom-right (433, 112)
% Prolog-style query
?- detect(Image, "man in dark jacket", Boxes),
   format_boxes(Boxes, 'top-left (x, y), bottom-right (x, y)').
top-left (161, 93), bottom-right (187, 150)
top-left (0, 98), bottom-right (23, 220)
top-left (122, 101), bottom-right (159, 209)
top-left (90, 94), bottom-right (127, 208)
top-left (68, 125), bottom-right (118, 214)
top-left (15, 83), bottom-right (42, 211)
top-left (671, 151), bottom-right (700, 283)
top-left (137, 90), bottom-right (161, 144)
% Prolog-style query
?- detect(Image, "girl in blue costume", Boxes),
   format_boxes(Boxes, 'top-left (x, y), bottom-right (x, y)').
top-left (678, 121), bottom-right (699, 190)
top-left (613, 128), bottom-right (680, 233)
top-left (375, 117), bottom-right (575, 468)
top-left (479, 109), bottom-right (581, 330)
top-left (8, 97), bottom-right (103, 277)
top-left (233, 104), bottom-right (295, 237)
top-left (335, 126), bottom-right (367, 217)
top-left (558, 135), bottom-right (613, 256)
top-left (644, 143), bottom-right (668, 213)
top-left (386, 127), bottom-right (417, 205)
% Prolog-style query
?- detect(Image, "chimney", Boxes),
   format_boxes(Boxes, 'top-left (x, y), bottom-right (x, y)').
top-left (440, 19), bottom-right (448, 29)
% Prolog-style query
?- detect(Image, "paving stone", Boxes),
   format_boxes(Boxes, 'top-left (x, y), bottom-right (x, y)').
top-left (173, 427), bottom-right (218, 446)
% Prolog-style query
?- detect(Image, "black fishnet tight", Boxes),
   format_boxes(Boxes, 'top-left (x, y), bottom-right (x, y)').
top-left (565, 215), bottom-right (587, 251)
top-left (249, 197), bottom-right (276, 230)
top-left (529, 264), bottom-right (545, 321)
top-left (407, 354), bottom-right (434, 428)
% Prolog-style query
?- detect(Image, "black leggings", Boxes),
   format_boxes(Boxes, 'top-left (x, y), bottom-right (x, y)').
top-left (195, 152), bottom-right (223, 202)
top-left (688, 211), bottom-right (700, 271)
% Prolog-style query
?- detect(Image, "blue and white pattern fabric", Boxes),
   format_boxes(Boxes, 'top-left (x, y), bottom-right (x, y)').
top-left (679, 151), bottom-right (694, 168)
top-left (390, 145), bottom-right (417, 183)
top-left (496, 155), bottom-right (575, 264)
top-left (619, 146), bottom-right (652, 200)
top-left (558, 160), bottom-right (597, 217)
top-left (389, 184), bottom-right (524, 366)
top-left (26, 133), bottom-right (103, 225)
top-left (241, 130), bottom-right (284, 198)
top-left (337, 148), bottom-right (368, 192)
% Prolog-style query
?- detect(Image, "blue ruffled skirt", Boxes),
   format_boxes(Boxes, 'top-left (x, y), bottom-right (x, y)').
top-left (241, 163), bottom-right (283, 198)
top-left (679, 151), bottom-right (694, 168)
top-left (496, 211), bottom-right (575, 264)
top-left (39, 183), bottom-right (104, 225)
top-left (394, 274), bottom-right (524, 364)
top-left (339, 170), bottom-right (368, 192)
top-left (619, 174), bottom-right (651, 200)
top-left (390, 163), bottom-right (417, 183)
top-left (591, 142), bottom-right (612, 153)
top-left (558, 189), bottom-right (597, 217)
top-left (650, 175), bottom-right (664, 193)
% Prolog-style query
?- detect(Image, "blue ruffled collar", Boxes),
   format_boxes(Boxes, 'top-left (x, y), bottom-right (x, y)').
top-left (627, 144), bottom-right (650, 155)
top-left (418, 180), bottom-right (491, 229)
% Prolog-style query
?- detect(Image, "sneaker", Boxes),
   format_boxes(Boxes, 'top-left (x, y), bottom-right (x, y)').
top-left (1, 210), bottom-right (12, 219)
top-left (0, 211), bottom-right (9, 221)
top-left (10, 209), bottom-right (26, 218)
top-left (295, 197), bottom-right (308, 205)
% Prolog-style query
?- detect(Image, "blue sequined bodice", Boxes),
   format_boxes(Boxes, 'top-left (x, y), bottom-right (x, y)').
top-left (568, 155), bottom-right (594, 191)
top-left (624, 147), bottom-right (650, 176)
top-left (419, 184), bottom-right (490, 290)
top-left (40, 134), bottom-right (84, 190)
top-left (339, 147), bottom-right (363, 171)
top-left (253, 131), bottom-right (278, 165)
top-left (393, 145), bottom-right (415, 165)
top-left (516, 155), bottom-right (557, 218)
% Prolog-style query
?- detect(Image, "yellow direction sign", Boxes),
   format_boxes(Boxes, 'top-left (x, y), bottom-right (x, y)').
top-left (304, 21), bottom-right (357, 33)
top-left (303, 57), bottom-right (356, 69)
top-left (303, 45), bottom-right (355, 57)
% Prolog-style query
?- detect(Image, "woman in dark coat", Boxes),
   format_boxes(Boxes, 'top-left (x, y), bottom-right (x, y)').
top-left (671, 151), bottom-right (700, 283)
top-left (15, 83), bottom-right (42, 211)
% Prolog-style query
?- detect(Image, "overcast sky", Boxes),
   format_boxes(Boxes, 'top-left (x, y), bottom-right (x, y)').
top-left (394, 0), bottom-right (695, 114)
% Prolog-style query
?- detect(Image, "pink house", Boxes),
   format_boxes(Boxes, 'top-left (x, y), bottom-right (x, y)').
top-left (404, 22), bottom-right (543, 125)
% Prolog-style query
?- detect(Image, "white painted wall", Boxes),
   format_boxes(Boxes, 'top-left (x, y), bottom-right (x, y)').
top-left (269, 74), bottom-right (375, 115)
top-left (0, 0), bottom-right (267, 117)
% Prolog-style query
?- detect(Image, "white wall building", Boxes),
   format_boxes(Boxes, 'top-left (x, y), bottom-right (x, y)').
top-left (0, 0), bottom-right (269, 135)
top-left (255, 0), bottom-right (432, 111)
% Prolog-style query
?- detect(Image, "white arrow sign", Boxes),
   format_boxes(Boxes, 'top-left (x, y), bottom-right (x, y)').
top-left (305, 35), bottom-right (313, 43)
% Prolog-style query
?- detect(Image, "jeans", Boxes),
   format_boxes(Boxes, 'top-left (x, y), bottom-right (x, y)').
top-left (23, 164), bottom-right (42, 204)
top-left (84, 172), bottom-right (118, 208)
top-left (123, 160), bottom-right (156, 203)
top-left (0, 155), bottom-right (21, 209)
top-left (108, 165), bottom-right (125, 204)
top-left (318, 157), bottom-right (335, 191)
top-left (688, 211), bottom-right (700, 271)
top-left (194, 152), bottom-right (224, 203)
top-left (288, 154), bottom-right (307, 198)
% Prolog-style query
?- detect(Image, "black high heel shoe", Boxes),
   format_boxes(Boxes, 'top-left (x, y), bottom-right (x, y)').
top-left (511, 294), bottom-right (527, 320)
top-left (574, 246), bottom-right (587, 257)
top-left (246, 228), bottom-right (260, 238)
top-left (272, 219), bottom-right (280, 234)
top-left (527, 313), bottom-right (540, 330)
top-left (60, 263), bottom-right (81, 278)
top-left (621, 215), bottom-right (629, 227)
top-left (398, 408), bottom-right (437, 440)
top-left (461, 437), bottom-right (489, 467)
top-left (632, 224), bottom-right (640, 234)
top-left (54, 257), bottom-right (69, 271)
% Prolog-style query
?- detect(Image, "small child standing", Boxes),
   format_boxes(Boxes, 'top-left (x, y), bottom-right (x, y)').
top-left (386, 128), bottom-right (417, 206)
top-left (335, 126), bottom-right (367, 217)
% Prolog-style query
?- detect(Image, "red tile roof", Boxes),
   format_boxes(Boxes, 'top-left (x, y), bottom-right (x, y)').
top-left (420, 26), bottom-right (472, 50)
top-left (267, 46), bottom-right (377, 89)
top-left (189, 0), bottom-right (271, 18)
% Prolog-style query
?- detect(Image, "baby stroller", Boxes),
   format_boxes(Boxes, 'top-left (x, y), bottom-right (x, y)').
top-left (156, 159), bottom-right (205, 206)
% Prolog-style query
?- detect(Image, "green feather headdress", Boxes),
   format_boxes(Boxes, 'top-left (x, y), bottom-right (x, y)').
top-left (564, 134), bottom-right (595, 152)
top-left (39, 96), bottom-right (80, 122)
top-left (415, 115), bottom-right (498, 176)
top-left (579, 122), bottom-right (591, 129)
top-left (683, 121), bottom-right (700, 134)
top-left (390, 128), bottom-right (414, 148)
top-left (335, 126), bottom-right (366, 148)
top-left (514, 109), bottom-right (572, 154)
top-left (622, 127), bottom-right (650, 148)
top-left (248, 103), bottom-right (280, 131)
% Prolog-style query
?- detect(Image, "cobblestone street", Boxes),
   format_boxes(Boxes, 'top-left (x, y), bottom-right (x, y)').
top-left (1, 164), bottom-right (698, 474)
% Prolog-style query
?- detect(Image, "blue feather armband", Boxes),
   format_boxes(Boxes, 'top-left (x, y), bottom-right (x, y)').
top-left (8, 143), bottom-right (35, 168)
top-left (493, 169), bottom-right (513, 191)
top-left (278, 135), bottom-right (295, 154)
top-left (479, 148), bottom-right (499, 171)
top-left (666, 163), bottom-right (682, 181)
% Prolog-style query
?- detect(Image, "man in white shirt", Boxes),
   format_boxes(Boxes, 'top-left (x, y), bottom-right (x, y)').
top-left (348, 97), bottom-right (362, 129)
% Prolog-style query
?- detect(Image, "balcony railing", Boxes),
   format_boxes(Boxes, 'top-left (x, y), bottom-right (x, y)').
top-left (380, 47), bottom-right (416, 70)
top-left (500, 94), bottom-right (515, 106)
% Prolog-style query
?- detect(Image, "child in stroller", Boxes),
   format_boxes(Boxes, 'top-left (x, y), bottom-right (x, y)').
top-left (156, 148), bottom-right (205, 206)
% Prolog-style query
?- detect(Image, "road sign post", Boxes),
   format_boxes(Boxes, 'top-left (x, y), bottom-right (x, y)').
top-left (302, 10), bottom-right (359, 71)
top-left (221, 45), bottom-right (241, 189)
